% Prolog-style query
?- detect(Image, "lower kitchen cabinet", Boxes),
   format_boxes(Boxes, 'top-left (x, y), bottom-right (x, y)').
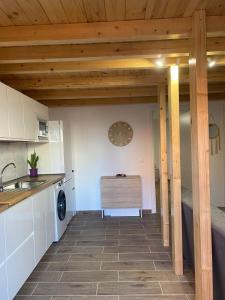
top-left (33, 191), bottom-right (47, 263)
top-left (33, 187), bottom-right (55, 263)
top-left (0, 185), bottom-right (56, 300)
top-left (7, 234), bottom-right (35, 300)
top-left (0, 263), bottom-right (8, 300)
top-left (4, 197), bottom-right (33, 257)
top-left (45, 186), bottom-right (55, 249)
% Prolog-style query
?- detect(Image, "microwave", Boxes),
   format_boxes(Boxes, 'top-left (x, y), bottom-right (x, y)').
top-left (38, 120), bottom-right (48, 139)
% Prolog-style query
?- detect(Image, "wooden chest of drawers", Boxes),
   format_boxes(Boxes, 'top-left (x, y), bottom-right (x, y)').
top-left (101, 176), bottom-right (142, 210)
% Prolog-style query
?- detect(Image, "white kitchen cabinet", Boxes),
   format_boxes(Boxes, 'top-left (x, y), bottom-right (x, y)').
top-left (0, 213), bottom-right (6, 265)
top-left (7, 86), bottom-right (24, 140)
top-left (33, 190), bottom-right (47, 263)
top-left (0, 82), bottom-right (10, 139)
top-left (35, 101), bottom-right (49, 121)
top-left (7, 234), bottom-right (35, 300)
top-left (45, 186), bottom-right (55, 249)
top-left (0, 263), bottom-right (8, 300)
top-left (4, 197), bottom-right (33, 257)
top-left (23, 94), bottom-right (37, 141)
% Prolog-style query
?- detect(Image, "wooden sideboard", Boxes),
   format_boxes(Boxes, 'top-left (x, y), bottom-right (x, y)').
top-left (101, 175), bottom-right (142, 217)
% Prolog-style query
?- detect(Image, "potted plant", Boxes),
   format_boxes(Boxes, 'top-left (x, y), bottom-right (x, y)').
top-left (27, 151), bottom-right (39, 177)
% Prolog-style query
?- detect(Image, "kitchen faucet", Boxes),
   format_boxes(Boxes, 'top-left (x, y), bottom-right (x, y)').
top-left (0, 162), bottom-right (16, 192)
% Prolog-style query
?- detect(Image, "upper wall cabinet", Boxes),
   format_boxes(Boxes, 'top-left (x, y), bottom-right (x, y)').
top-left (7, 86), bottom-right (24, 140)
top-left (0, 83), bottom-right (10, 139)
top-left (23, 95), bottom-right (38, 141)
top-left (0, 82), bottom-right (49, 142)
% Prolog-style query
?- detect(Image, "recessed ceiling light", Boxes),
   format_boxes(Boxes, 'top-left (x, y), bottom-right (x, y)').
top-left (188, 58), bottom-right (196, 65)
top-left (155, 58), bottom-right (165, 68)
top-left (208, 59), bottom-right (216, 68)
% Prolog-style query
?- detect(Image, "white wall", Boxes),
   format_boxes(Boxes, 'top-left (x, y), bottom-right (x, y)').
top-left (153, 101), bottom-right (225, 207)
top-left (50, 104), bottom-right (156, 214)
top-left (0, 142), bottom-right (28, 183)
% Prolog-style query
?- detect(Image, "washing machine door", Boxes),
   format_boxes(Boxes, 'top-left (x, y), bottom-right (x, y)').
top-left (57, 190), bottom-right (66, 221)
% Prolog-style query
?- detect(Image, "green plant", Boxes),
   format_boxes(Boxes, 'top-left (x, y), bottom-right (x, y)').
top-left (27, 151), bottom-right (39, 169)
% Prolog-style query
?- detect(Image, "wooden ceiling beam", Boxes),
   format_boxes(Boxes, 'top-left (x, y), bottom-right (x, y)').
top-left (39, 97), bottom-right (158, 106)
top-left (24, 86), bottom-right (157, 100)
top-left (3, 69), bottom-right (225, 90)
top-left (0, 18), bottom-right (191, 46)
top-left (2, 73), bottom-right (167, 90)
top-left (0, 57), bottom-right (189, 74)
top-left (38, 92), bottom-right (225, 107)
top-left (0, 39), bottom-right (190, 63)
top-left (23, 82), bottom-right (225, 100)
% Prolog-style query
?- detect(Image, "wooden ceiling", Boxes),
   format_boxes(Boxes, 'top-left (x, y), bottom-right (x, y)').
top-left (0, 0), bottom-right (224, 26)
top-left (0, 1), bottom-right (224, 106)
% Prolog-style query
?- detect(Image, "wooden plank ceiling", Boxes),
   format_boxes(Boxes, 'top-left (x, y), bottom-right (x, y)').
top-left (0, 0), bottom-right (224, 106)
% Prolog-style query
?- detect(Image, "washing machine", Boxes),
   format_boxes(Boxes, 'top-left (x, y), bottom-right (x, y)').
top-left (54, 179), bottom-right (68, 241)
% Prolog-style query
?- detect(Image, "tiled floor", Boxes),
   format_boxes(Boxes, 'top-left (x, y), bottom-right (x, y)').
top-left (15, 213), bottom-right (195, 300)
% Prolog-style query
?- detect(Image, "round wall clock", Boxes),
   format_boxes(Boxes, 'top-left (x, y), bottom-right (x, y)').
top-left (108, 121), bottom-right (133, 147)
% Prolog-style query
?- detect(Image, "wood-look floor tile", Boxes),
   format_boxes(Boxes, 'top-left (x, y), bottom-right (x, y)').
top-left (102, 261), bottom-right (155, 270)
top-left (161, 282), bottom-right (195, 294)
top-left (119, 270), bottom-right (185, 281)
top-left (27, 271), bottom-right (62, 282)
top-left (119, 252), bottom-right (170, 261)
top-left (149, 245), bottom-right (170, 252)
top-left (154, 261), bottom-right (173, 270)
top-left (52, 297), bottom-right (118, 300)
top-left (33, 282), bottom-right (97, 295)
top-left (98, 282), bottom-right (161, 295)
top-left (104, 246), bottom-right (150, 253)
top-left (69, 253), bottom-right (117, 261)
top-left (61, 271), bottom-right (118, 282)
top-left (63, 235), bottom-right (106, 241)
top-left (120, 296), bottom-right (187, 300)
top-left (41, 254), bottom-right (70, 262)
top-left (119, 240), bottom-right (162, 246)
top-left (17, 282), bottom-right (37, 295)
top-left (33, 263), bottom-right (49, 272)
top-left (77, 240), bottom-right (118, 246)
top-left (47, 261), bottom-right (101, 271)
top-left (57, 246), bottom-right (103, 254)
top-left (15, 296), bottom-right (52, 300)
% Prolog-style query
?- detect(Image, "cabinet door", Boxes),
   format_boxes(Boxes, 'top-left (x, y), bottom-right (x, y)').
top-left (7, 235), bottom-right (35, 300)
top-left (7, 86), bottom-right (24, 139)
top-left (35, 101), bottom-right (49, 121)
top-left (0, 212), bottom-right (6, 265)
top-left (4, 197), bottom-right (33, 257)
top-left (0, 83), bottom-right (10, 139)
top-left (23, 95), bottom-right (37, 141)
top-left (33, 190), bottom-right (47, 263)
top-left (0, 263), bottom-right (8, 300)
top-left (45, 186), bottom-right (55, 249)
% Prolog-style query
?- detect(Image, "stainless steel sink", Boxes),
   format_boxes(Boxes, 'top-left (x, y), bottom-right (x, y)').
top-left (3, 180), bottom-right (46, 191)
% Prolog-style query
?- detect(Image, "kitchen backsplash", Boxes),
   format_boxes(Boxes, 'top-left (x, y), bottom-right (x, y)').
top-left (0, 142), bottom-right (28, 183)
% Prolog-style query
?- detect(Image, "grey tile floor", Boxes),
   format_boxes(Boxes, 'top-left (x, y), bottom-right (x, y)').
top-left (15, 213), bottom-right (195, 299)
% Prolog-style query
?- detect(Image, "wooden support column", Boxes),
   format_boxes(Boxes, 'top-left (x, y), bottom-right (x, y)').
top-left (168, 65), bottom-right (183, 276)
top-left (189, 10), bottom-right (213, 300)
top-left (158, 84), bottom-right (170, 247)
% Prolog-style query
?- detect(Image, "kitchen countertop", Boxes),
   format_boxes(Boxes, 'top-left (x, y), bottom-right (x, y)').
top-left (0, 174), bottom-right (65, 213)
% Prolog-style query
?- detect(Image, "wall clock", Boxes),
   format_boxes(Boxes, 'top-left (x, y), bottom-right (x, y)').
top-left (108, 121), bottom-right (133, 147)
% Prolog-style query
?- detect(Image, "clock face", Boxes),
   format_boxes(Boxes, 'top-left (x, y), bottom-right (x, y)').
top-left (108, 121), bottom-right (133, 147)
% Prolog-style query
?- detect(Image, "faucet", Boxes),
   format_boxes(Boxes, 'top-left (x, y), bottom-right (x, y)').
top-left (0, 162), bottom-right (16, 192)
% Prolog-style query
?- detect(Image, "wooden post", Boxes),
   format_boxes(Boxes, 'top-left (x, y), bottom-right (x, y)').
top-left (158, 84), bottom-right (170, 247)
top-left (168, 65), bottom-right (183, 276)
top-left (189, 10), bottom-right (213, 300)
